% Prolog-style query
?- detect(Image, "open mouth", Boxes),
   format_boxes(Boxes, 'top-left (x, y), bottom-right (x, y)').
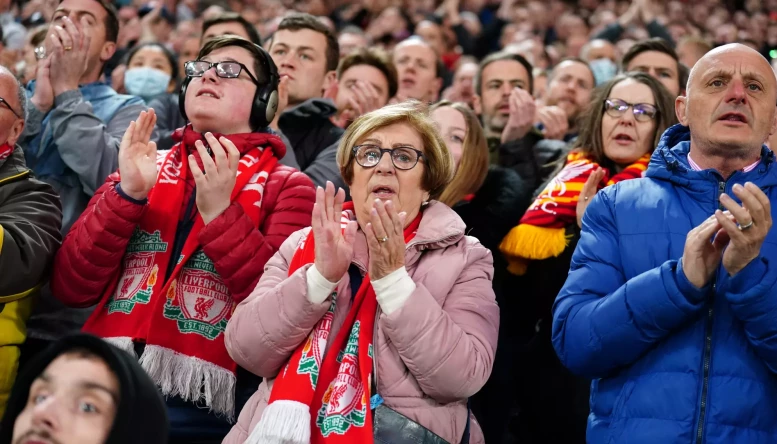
top-left (401, 78), bottom-right (416, 88)
top-left (614, 134), bottom-right (634, 142)
top-left (718, 112), bottom-right (747, 124)
top-left (197, 88), bottom-right (219, 98)
top-left (371, 185), bottom-right (396, 197)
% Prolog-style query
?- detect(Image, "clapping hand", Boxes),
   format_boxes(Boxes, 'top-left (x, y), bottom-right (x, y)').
top-left (365, 199), bottom-right (407, 281)
top-left (576, 167), bottom-right (606, 228)
top-left (501, 88), bottom-right (537, 144)
top-left (536, 106), bottom-right (569, 141)
top-left (717, 182), bottom-right (772, 276)
top-left (118, 110), bottom-right (158, 201)
top-left (188, 133), bottom-right (241, 225)
top-left (312, 182), bottom-right (358, 282)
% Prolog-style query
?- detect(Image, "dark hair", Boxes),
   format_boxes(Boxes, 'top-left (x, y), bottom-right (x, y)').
top-left (202, 12), bottom-right (262, 46)
top-left (573, 72), bottom-right (678, 165)
top-left (29, 25), bottom-right (48, 47)
top-left (197, 35), bottom-right (270, 84)
top-left (339, 25), bottom-right (367, 38)
top-left (475, 51), bottom-right (534, 95)
top-left (125, 42), bottom-right (179, 81)
top-left (337, 47), bottom-right (398, 100)
top-left (58, 0), bottom-right (119, 43)
top-left (276, 12), bottom-right (339, 72)
top-left (621, 38), bottom-right (680, 74)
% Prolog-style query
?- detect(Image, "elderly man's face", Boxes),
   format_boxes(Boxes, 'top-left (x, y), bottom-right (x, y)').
top-left (677, 44), bottom-right (777, 158)
top-left (12, 353), bottom-right (119, 444)
top-left (0, 71), bottom-right (24, 147)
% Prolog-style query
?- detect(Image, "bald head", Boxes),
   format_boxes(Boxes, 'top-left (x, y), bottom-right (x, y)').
top-left (678, 43), bottom-right (777, 163)
top-left (581, 39), bottom-right (616, 62)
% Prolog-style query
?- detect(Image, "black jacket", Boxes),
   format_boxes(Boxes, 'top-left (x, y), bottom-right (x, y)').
top-left (492, 129), bottom-right (571, 194)
top-left (0, 333), bottom-right (168, 444)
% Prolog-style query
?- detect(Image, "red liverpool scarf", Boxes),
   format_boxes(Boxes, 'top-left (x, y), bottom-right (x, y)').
top-left (499, 151), bottom-right (650, 275)
top-left (0, 143), bottom-right (13, 161)
top-left (247, 201), bottom-right (421, 444)
top-left (83, 125), bottom-right (282, 420)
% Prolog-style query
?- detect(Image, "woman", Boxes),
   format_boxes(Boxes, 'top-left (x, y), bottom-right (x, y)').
top-left (431, 100), bottom-right (533, 443)
top-left (50, 36), bottom-right (315, 443)
top-left (112, 42), bottom-right (178, 102)
top-left (499, 72), bottom-right (678, 443)
top-left (223, 101), bottom-right (499, 444)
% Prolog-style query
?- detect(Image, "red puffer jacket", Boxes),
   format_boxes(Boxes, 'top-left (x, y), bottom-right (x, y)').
top-left (51, 163), bottom-right (315, 308)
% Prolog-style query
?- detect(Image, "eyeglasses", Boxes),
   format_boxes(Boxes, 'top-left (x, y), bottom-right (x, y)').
top-left (352, 145), bottom-right (424, 170)
top-left (184, 61), bottom-right (259, 84)
top-left (0, 97), bottom-right (21, 118)
top-left (603, 98), bottom-right (658, 122)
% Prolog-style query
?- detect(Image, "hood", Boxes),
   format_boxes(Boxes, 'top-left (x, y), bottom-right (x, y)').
top-left (0, 334), bottom-right (168, 444)
top-left (645, 123), bottom-right (777, 190)
top-left (280, 98), bottom-right (338, 122)
top-left (0, 145), bottom-right (29, 182)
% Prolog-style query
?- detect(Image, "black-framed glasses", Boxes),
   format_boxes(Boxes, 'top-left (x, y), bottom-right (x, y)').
top-left (604, 98), bottom-right (658, 122)
top-left (0, 97), bottom-right (21, 119)
top-left (352, 145), bottom-right (424, 170)
top-left (184, 61), bottom-right (259, 84)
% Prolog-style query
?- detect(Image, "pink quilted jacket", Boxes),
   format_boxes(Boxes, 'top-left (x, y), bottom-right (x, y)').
top-left (222, 201), bottom-right (499, 444)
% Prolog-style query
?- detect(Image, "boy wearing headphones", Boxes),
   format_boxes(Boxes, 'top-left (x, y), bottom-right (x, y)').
top-left (49, 36), bottom-right (316, 443)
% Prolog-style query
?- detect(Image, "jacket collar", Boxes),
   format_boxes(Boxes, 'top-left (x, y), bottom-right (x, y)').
top-left (350, 201), bottom-right (467, 272)
top-left (0, 145), bottom-right (29, 182)
top-left (646, 124), bottom-right (777, 189)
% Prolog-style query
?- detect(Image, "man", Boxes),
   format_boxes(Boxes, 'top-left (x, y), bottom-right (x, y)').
top-left (553, 44), bottom-right (777, 444)
top-left (0, 334), bottom-right (168, 444)
top-left (19, 0), bottom-right (151, 370)
top-left (337, 26), bottom-right (369, 58)
top-left (330, 47), bottom-right (397, 129)
top-left (475, 53), bottom-right (584, 188)
top-left (415, 18), bottom-right (446, 57)
top-left (268, 13), bottom-right (344, 189)
top-left (0, 67), bottom-right (61, 417)
top-left (677, 36), bottom-right (712, 69)
top-left (201, 12), bottom-right (262, 46)
top-left (581, 39), bottom-right (618, 85)
top-left (543, 58), bottom-right (595, 138)
top-left (51, 36), bottom-right (314, 443)
top-left (442, 59), bottom-right (478, 107)
top-left (622, 37), bottom-right (686, 97)
top-left (392, 37), bottom-right (443, 103)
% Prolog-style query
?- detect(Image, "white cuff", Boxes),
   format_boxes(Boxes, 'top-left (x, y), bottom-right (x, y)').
top-left (306, 265), bottom-right (340, 304)
top-left (372, 267), bottom-right (416, 315)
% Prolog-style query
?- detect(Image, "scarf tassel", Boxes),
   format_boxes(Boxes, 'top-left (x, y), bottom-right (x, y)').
top-left (247, 400), bottom-right (311, 444)
top-left (139, 345), bottom-right (236, 422)
top-left (500, 224), bottom-right (570, 275)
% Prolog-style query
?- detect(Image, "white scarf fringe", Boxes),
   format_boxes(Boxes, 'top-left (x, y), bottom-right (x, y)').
top-left (246, 400), bottom-right (311, 444)
top-left (103, 336), bottom-right (136, 357)
top-left (139, 345), bottom-right (236, 422)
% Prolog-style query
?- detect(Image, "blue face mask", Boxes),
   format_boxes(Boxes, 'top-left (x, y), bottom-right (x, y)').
top-left (589, 58), bottom-right (618, 86)
top-left (124, 67), bottom-right (172, 101)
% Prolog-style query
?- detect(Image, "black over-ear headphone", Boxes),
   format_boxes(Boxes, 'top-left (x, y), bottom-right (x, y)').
top-left (178, 43), bottom-right (280, 131)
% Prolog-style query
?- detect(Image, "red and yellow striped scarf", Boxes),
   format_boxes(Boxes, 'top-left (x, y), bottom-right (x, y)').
top-left (499, 151), bottom-right (651, 275)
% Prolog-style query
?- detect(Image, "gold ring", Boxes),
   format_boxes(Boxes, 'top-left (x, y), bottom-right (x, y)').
top-left (378, 236), bottom-right (388, 243)
top-left (583, 196), bottom-right (589, 201)
top-left (64, 46), bottom-right (72, 51)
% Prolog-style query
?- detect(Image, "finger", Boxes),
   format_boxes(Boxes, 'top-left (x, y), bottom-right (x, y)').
top-left (195, 140), bottom-right (217, 176)
top-left (364, 222), bottom-right (380, 252)
top-left (362, 82), bottom-right (381, 108)
top-left (348, 96), bottom-right (363, 116)
top-left (60, 16), bottom-right (81, 48)
top-left (376, 199), bottom-right (396, 235)
top-left (49, 32), bottom-right (65, 53)
top-left (719, 192), bottom-right (752, 226)
top-left (313, 186), bottom-right (325, 229)
top-left (205, 132), bottom-right (227, 169)
top-left (221, 136), bottom-right (240, 172)
top-left (333, 187), bottom-right (345, 223)
top-left (343, 220), bottom-right (358, 246)
top-left (712, 226), bottom-right (731, 250)
top-left (80, 20), bottom-right (92, 53)
top-left (715, 209), bottom-right (745, 240)
top-left (370, 201), bottom-right (389, 241)
top-left (324, 181), bottom-right (335, 222)
top-left (385, 200), bottom-right (403, 234)
top-left (147, 141), bottom-right (157, 158)
top-left (132, 111), bottom-right (147, 145)
top-left (52, 25), bottom-right (73, 51)
top-left (120, 121), bottom-right (135, 152)
top-left (311, 202), bottom-right (323, 232)
top-left (188, 154), bottom-right (205, 182)
top-left (580, 168), bottom-right (600, 196)
top-left (733, 183), bottom-right (765, 225)
top-left (745, 182), bottom-right (771, 216)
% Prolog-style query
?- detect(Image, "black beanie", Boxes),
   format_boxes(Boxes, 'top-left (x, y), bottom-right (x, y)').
top-left (0, 334), bottom-right (168, 444)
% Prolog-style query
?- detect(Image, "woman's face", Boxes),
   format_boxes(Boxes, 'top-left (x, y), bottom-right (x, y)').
top-left (127, 46), bottom-right (176, 93)
top-left (431, 106), bottom-right (466, 169)
top-left (349, 122), bottom-right (430, 231)
top-left (601, 78), bottom-right (658, 168)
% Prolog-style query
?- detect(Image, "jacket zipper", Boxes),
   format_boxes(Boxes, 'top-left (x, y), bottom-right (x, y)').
top-left (696, 180), bottom-right (725, 443)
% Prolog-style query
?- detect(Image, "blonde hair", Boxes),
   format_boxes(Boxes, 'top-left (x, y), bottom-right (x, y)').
top-left (431, 101), bottom-right (489, 207)
top-left (336, 100), bottom-right (454, 200)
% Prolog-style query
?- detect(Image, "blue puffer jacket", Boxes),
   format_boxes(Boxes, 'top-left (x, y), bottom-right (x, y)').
top-left (552, 124), bottom-right (777, 444)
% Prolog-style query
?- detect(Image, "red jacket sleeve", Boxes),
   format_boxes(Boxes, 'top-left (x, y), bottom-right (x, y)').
top-left (199, 166), bottom-right (315, 303)
top-left (51, 173), bottom-right (147, 307)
